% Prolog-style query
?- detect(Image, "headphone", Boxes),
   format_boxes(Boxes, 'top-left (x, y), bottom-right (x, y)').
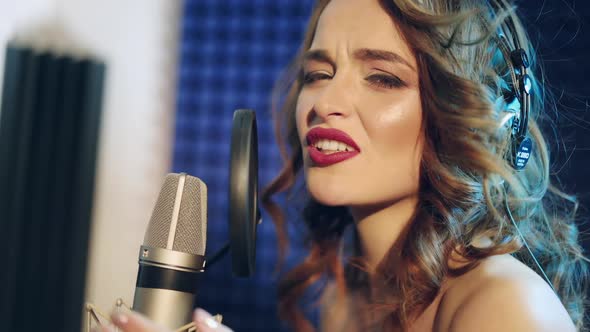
top-left (488, 0), bottom-right (534, 171)
top-left (487, 0), bottom-right (556, 292)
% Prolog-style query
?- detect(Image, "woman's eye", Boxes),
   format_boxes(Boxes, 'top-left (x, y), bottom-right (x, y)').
top-left (366, 74), bottom-right (406, 89)
top-left (303, 72), bottom-right (332, 85)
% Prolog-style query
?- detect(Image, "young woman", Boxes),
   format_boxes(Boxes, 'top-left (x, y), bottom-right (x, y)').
top-left (100, 0), bottom-right (588, 331)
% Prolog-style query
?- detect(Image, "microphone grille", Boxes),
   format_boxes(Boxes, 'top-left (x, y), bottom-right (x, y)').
top-left (143, 173), bottom-right (207, 256)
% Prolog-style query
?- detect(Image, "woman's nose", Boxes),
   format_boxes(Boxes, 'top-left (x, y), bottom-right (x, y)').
top-left (306, 75), bottom-right (354, 126)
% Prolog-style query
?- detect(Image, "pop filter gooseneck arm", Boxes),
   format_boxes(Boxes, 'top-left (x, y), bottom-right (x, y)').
top-left (204, 109), bottom-right (260, 278)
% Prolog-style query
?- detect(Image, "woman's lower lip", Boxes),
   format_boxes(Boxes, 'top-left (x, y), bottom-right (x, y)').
top-left (307, 146), bottom-right (359, 166)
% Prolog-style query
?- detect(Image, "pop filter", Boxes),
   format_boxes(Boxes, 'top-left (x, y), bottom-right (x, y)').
top-left (229, 109), bottom-right (259, 277)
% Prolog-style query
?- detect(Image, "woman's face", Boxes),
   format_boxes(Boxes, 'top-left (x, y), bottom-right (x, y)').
top-left (296, 0), bottom-right (424, 211)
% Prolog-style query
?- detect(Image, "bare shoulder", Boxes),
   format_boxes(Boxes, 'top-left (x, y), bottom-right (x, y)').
top-left (435, 254), bottom-right (575, 332)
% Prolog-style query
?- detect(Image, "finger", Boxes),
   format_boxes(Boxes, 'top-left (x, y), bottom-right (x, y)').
top-left (91, 325), bottom-right (115, 332)
top-left (110, 310), bottom-right (169, 332)
top-left (193, 308), bottom-right (233, 332)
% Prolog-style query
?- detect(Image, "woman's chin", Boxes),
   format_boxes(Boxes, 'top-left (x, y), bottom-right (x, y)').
top-left (306, 182), bottom-right (352, 207)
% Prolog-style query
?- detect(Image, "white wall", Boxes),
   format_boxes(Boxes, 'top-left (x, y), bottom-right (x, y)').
top-left (0, 0), bottom-right (182, 326)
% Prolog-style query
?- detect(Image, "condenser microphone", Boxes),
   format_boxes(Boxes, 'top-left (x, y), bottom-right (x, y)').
top-left (132, 173), bottom-right (207, 330)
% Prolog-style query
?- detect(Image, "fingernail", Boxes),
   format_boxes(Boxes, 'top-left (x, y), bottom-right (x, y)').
top-left (194, 308), bottom-right (219, 329)
top-left (111, 312), bottom-right (129, 326)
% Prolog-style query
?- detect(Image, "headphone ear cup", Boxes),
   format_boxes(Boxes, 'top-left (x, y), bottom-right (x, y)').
top-left (511, 135), bottom-right (533, 170)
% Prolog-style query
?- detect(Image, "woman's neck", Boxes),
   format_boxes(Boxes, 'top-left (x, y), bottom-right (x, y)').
top-left (349, 195), bottom-right (419, 273)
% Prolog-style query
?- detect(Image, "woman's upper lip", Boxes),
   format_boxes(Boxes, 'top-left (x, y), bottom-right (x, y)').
top-left (305, 127), bottom-right (361, 151)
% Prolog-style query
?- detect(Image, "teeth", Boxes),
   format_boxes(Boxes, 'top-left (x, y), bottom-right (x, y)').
top-left (313, 139), bottom-right (355, 152)
top-left (337, 142), bottom-right (347, 152)
top-left (328, 140), bottom-right (338, 151)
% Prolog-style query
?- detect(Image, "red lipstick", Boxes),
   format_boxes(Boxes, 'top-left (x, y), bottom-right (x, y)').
top-left (305, 127), bottom-right (360, 167)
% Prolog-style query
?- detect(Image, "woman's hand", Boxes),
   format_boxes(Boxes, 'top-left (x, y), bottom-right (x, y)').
top-left (91, 308), bottom-right (233, 332)
top-left (193, 309), bottom-right (233, 332)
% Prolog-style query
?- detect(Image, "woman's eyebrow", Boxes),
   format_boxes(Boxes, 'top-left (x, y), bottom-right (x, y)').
top-left (354, 48), bottom-right (416, 72)
top-left (302, 49), bottom-right (336, 70)
top-left (302, 48), bottom-right (416, 72)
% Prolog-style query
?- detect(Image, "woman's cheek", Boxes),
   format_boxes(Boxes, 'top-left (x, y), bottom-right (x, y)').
top-left (295, 94), bottom-right (305, 127)
top-left (295, 96), bottom-right (313, 143)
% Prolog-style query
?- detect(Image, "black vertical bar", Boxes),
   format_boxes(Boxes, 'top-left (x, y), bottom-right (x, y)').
top-left (35, 53), bottom-right (64, 329)
top-left (40, 54), bottom-right (70, 331)
top-left (10, 49), bottom-right (42, 332)
top-left (63, 59), bottom-right (106, 332)
top-left (0, 45), bottom-right (30, 331)
top-left (19, 52), bottom-right (54, 332)
top-left (49, 57), bottom-right (84, 331)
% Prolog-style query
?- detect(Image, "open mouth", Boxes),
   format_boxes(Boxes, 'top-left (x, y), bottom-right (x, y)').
top-left (305, 127), bottom-right (361, 166)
